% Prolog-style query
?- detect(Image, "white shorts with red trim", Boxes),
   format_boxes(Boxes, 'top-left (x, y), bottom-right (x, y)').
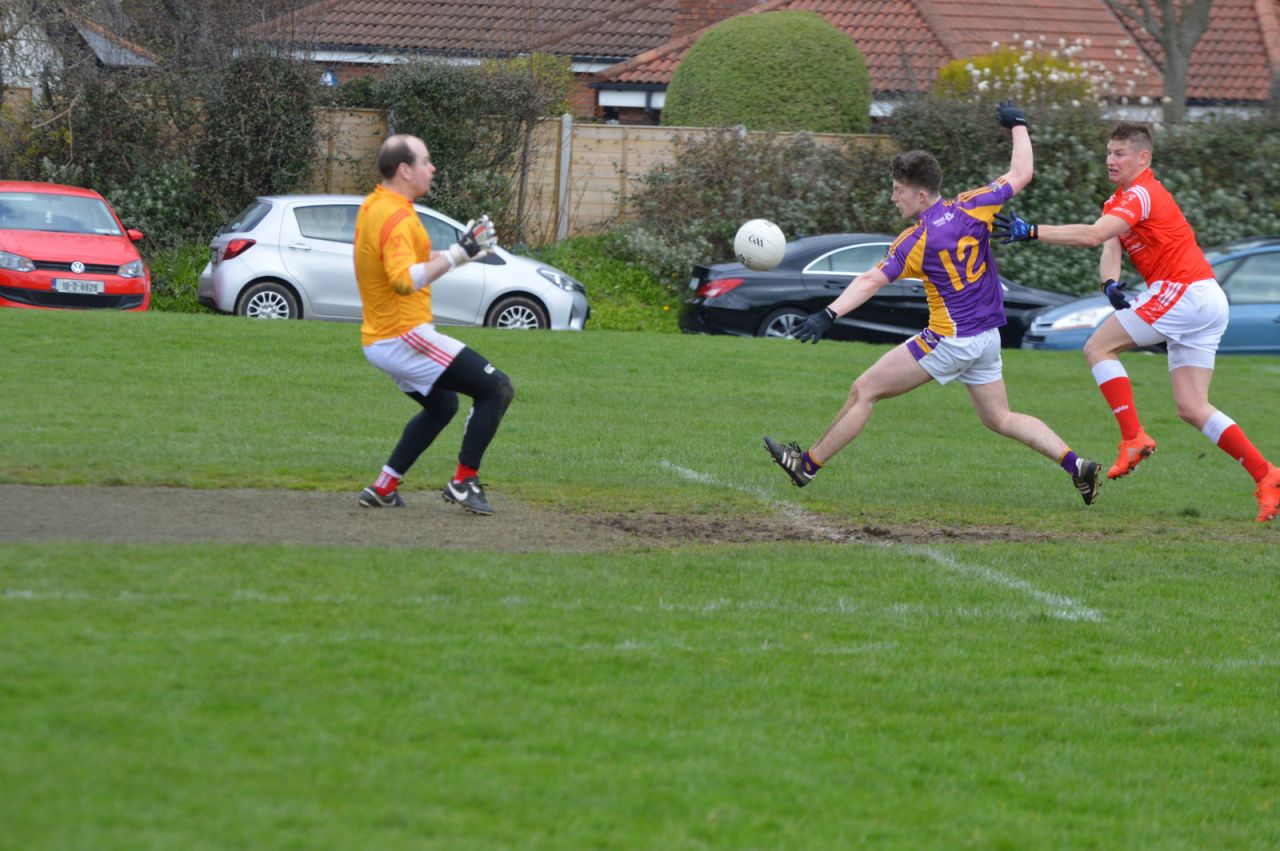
top-left (910, 326), bottom-right (1003, 386)
top-left (1115, 279), bottom-right (1227, 370)
top-left (363, 323), bottom-right (466, 395)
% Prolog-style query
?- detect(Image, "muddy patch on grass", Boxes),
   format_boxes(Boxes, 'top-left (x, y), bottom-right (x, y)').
top-left (0, 485), bottom-right (1119, 551)
top-left (581, 510), bottom-right (1061, 546)
top-left (0, 484), bottom-right (633, 552)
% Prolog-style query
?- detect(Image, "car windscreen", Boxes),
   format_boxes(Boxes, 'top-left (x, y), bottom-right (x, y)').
top-left (219, 200), bottom-right (272, 235)
top-left (0, 191), bottom-right (122, 236)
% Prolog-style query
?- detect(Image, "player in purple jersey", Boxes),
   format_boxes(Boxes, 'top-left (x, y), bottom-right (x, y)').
top-left (764, 102), bottom-right (1103, 506)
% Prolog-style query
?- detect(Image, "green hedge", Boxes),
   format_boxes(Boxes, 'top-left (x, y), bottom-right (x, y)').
top-left (531, 235), bottom-right (679, 332)
top-left (662, 11), bottom-right (870, 133)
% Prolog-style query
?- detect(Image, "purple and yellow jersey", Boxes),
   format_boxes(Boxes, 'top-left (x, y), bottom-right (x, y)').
top-left (877, 178), bottom-right (1014, 343)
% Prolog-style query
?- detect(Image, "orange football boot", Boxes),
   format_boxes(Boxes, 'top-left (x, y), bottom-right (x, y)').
top-left (1254, 464), bottom-right (1280, 522)
top-left (1107, 430), bottom-right (1157, 480)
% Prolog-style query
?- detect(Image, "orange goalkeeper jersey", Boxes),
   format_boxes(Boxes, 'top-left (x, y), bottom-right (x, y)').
top-left (354, 185), bottom-right (433, 346)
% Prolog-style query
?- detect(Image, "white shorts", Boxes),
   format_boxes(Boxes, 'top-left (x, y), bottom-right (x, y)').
top-left (1115, 279), bottom-right (1227, 370)
top-left (907, 326), bottom-right (1003, 386)
top-left (363, 323), bottom-right (466, 395)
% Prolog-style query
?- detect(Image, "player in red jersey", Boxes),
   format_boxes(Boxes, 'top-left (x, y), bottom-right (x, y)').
top-left (995, 122), bottom-right (1280, 522)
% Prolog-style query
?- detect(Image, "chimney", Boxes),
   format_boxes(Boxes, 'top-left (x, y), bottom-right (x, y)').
top-left (673, 0), bottom-right (762, 40)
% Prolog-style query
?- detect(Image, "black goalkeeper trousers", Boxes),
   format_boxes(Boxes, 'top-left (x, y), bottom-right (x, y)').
top-left (385, 346), bottom-right (515, 476)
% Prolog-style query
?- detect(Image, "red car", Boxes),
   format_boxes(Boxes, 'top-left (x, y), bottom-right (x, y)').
top-left (0, 181), bottom-right (150, 311)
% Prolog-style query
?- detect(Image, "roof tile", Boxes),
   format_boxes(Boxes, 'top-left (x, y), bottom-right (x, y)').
top-left (254, 0), bottom-right (1279, 104)
top-left (252, 0), bottom-right (680, 59)
top-left (598, 0), bottom-right (1278, 103)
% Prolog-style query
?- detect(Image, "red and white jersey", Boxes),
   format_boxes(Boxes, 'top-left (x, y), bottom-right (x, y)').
top-left (1101, 168), bottom-right (1214, 286)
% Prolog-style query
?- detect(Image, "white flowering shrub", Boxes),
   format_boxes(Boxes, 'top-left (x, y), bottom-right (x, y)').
top-left (937, 37), bottom-right (1158, 109)
top-left (934, 46), bottom-right (1094, 107)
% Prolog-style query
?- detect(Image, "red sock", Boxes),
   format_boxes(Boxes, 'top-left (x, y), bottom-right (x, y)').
top-left (1098, 377), bottom-right (1141, 440)
top-left (1217, 424), bottom-right (1271, 482)
top-left (373, 468), bottom-right (401, 496)
top-left (452, 464), bottom-right (478, 484)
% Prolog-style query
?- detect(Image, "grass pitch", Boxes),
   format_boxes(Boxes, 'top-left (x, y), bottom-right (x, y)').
top-left (2, 309), bottom-right (1277, 849)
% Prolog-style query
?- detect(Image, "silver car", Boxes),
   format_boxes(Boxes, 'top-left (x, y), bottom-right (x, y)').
top-left (197, 194), bottom-right (589, 329)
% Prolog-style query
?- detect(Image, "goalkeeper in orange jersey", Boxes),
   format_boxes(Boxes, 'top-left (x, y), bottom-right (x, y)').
top-left (996, 122), bottom-right (1280, 522)
top-left (353, 134), bottom-right (514, 516)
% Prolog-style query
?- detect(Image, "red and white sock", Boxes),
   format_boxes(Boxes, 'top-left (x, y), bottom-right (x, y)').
top-left (1091, 360), bottom-right (1141, 440)
top-left (1202, 411), bottom-right (1271, 483)
top-left (373, 465), bottom-right (402, 496)
top-left (452, 463), bottom-right (479, 484)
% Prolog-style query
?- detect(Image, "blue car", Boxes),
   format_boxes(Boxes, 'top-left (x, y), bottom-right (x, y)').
top-left (1022, 237), bottom-right (1280, 354)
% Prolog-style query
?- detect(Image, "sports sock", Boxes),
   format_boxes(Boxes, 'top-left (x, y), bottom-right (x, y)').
top-left (1202, 412), bottom-right (1270, 482)
top-left (1058, 450), bottom-right (1079, 476)
top-left (373, 465), bottom-right (402, 496)
top-left (801, 451), bottom-right (823, 476)
top-left (1091, 360), bottom-right (1141, 440)
top-left (452, 463), bottom-right (479, 484)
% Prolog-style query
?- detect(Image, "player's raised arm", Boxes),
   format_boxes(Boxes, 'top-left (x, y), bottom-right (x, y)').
top-left (996, 101), bottom-right (1032, 196)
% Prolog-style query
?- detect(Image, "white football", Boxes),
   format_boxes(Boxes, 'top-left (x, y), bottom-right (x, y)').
top-left (733, 219), bottom-right (786, 272)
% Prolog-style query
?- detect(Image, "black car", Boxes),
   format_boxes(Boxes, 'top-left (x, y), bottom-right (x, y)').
top-left (680, 233), bottom-right (1073, 347)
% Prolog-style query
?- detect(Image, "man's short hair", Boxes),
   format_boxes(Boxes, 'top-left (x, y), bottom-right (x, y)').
top-left (1110, 122), bottom-right (1153, 152)
top-left (377, 135), bottom-right (417, 180)
top-left (891, 150), bottom-right (942, 195)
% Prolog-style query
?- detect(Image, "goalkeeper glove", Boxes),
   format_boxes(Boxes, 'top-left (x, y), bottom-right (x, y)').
top-left (993, 210), bottom-right (1037, 244)
top-left (1102, 279), bottom-right (1131, 311)
top-left (445, 215), bottom-right (497, 269)
top-left (793, 307), bottom-right (836, 344)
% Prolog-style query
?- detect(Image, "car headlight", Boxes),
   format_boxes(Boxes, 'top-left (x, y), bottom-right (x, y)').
top-left (1049, 305), bottom-right (1112, 331)
top-left (118, 259), bottom-right (146, 278)
top-left (537, 267), bottom-right (585, 293)
top-left (0, 250), bottom-right (35, 272)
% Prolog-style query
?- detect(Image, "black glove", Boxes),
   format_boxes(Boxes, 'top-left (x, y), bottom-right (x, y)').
top-left (794, 307), bottom-right (836, 344)
top-left (997, 101), bottom-right (1028, 129)
top-left (992, 210), bottom-right (1038, 244)
top-left (1102, 279), bottom-right (1131, 311)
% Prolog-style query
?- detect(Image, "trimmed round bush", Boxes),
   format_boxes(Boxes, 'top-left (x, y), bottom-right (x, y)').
top-left (662, 11), bottom-right (870, 132)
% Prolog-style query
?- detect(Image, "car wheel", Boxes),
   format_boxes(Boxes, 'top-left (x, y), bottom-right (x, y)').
top-left (757, 307), bottom-right (807, 338)
top-left (238, 282), bottom-right (299, 320)
top-left (487, 295), bottom-right (548, 329)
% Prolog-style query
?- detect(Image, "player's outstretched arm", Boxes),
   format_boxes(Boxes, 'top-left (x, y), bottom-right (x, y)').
top-left (794, 268), bottom-right (892, 344)
top-left (1036, 214), bottom-right (1129, 248)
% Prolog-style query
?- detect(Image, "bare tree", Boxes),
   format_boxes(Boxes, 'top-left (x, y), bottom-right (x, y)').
top-left (120, 0), bottom-right (308, 69)
top-left (1102, 0), bottom-right (1215, 124)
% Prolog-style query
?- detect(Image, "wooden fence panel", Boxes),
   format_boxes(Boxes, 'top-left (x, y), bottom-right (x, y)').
top-left (308, 111), bottom-right (892, 243)
top-left (308, 108), bottom-right (386, 194)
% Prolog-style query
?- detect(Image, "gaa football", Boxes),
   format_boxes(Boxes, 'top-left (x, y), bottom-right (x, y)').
top-left (733, 219), bottom-right (785, 272)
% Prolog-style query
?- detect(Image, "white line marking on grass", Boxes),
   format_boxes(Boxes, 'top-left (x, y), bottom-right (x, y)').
top-left (660, 461), bottom-right (1103, 623)
top-left (901, 544), bottom-right (1102, 623)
